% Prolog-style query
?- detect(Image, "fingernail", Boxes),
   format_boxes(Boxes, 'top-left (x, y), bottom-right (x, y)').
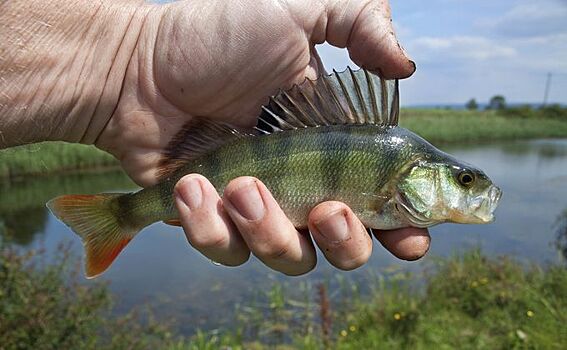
top-left (314, 210), bottom-right (349, 242)
top-left (226, 181), bottom-right (265, 221)
top-left (409, 60), bottom-right (417, 75)
top-left (176, 176), bottom-right (202, 210)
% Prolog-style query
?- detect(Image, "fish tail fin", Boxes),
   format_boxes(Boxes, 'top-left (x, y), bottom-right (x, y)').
top-left (46, 193), bottom-right (138, 279)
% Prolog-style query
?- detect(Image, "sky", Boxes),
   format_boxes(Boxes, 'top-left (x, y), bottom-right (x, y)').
top-left (317, 0), bottom-right (567, 106)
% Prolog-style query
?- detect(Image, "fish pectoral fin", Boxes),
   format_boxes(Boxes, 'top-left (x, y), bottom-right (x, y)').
top-left (46, 193), bottom-right (138, 279)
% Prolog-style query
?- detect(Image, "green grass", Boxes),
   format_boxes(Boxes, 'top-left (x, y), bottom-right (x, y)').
top-left (400, 109), bottom-right (567, 144)
top-left (1, 109), bottom-right (566, 180)
top-left (2, 244), bottom-right (565, 349)
top-left (0, 243), bottom-right (180, 350)
top-left (334, 251), bottom-right (567, 350)
top-left (0, 142), bottom-right (118, 180)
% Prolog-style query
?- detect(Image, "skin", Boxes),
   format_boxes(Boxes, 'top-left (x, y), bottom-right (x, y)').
top-left (0, 0), bottom-right (430, 276)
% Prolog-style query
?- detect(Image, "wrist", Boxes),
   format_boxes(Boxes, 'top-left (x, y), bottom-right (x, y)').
top-left (0, 1), bottom-right (162, 148)
top-left (80, 1), bottom-right (168, 145)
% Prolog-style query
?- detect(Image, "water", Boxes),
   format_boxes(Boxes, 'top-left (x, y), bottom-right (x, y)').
top-left (1, 139), bottom-right (566, 334)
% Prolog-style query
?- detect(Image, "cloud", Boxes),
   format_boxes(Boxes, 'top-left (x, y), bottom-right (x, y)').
top-left (479, 0), bottom-right (567, 38)
top-left (409, 36), bottom-right (517, 62)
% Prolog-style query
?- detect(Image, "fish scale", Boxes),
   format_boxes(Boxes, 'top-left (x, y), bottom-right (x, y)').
top-left (46, 68), bottom-right (501, 278)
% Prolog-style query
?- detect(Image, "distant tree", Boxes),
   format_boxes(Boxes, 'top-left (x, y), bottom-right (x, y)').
top-left (465, 98), bottom-right (478, 110)
top-left (487, 95), bottom-right (507, 110)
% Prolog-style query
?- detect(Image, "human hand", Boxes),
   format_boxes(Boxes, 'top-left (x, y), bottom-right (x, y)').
top-left (95, 0), bottom-right (429, 274)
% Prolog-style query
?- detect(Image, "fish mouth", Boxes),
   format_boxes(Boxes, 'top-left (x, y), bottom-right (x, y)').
top-left (470, 185), bottom-right (502, 223)
top-left (447, 185), bottom-right (502, 224)
top-left (395, 192), bottom-right (437, 228)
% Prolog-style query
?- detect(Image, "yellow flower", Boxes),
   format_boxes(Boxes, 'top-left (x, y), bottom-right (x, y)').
top-left (470, 281), bottom-right (479, 288)
top-left (340, 330), bottom-right (348, 337)
top-left (394, 313), bottom-right (401, 320)
top-left (526, 310), bottom-right (534, 317)
top-left (349, 325), bottom-right (357, 332)
top-left (480, 277), bottom-right (489, 285)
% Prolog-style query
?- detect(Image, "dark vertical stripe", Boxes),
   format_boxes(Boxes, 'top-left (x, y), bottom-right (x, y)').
top-left (319, 126), bottom-right (352, 198)
top-left (250, 134), bottom-right (271, 164)
top-left (204, 151), bottom-right (223, 185)
top-left (269, 131), bottom-right (294, 198)
top-left (373, 128), bottom-right (401, 193)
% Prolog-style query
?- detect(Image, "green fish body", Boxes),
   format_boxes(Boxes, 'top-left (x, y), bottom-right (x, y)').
top-left (47, 68), bottom-right (501, 278)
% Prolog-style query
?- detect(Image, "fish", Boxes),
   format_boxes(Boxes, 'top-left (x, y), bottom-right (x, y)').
top-left (47, 68), bottom-right (502, 278)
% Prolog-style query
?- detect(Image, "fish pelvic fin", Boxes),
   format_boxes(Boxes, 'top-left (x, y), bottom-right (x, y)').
top-left (46, 193), bottom-right (138, 279)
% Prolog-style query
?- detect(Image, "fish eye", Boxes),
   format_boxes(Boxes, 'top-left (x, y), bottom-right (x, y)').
top-left (457, 170), bottom-right (475, 187)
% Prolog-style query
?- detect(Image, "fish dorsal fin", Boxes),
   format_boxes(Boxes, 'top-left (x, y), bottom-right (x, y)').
top-left (159, 68), bottom-right (399, 179)
top-left (259, 67), bottom-right (399, 132)
top-left (158, 118), bottom-right (254, 179)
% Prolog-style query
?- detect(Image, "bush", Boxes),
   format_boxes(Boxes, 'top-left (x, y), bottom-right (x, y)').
top-left (540, 104), bottom-right (567, 120)
top-left (0, 243), bottom-right (178, 350)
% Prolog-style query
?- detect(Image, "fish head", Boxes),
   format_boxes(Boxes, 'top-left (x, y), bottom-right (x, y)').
top-left (396, 160), bottom-right (502, 227)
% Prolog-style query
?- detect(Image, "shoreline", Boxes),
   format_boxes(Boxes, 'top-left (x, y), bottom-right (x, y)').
top-left (1, 110), bottom-right (566, 181)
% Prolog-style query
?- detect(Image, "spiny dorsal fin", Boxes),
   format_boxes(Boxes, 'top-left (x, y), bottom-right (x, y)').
top-left (158, 118), bottom-right (254, 179)
top-left (259, 67), bottom-right (399, 132)
top-left (158, 68), bottom-right (399, 179)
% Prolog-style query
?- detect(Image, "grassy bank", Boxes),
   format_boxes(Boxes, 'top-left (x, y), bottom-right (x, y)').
top-left (0, 142), bottom-right (118, 180)
top-left (400, 108), bottom-right (567, 144)
top-left (1, 108), bottom-right (566, 180)
top-left (1, 245), bottom-right (565, 349)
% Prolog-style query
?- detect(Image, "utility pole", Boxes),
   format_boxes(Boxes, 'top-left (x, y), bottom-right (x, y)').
top-left (543, 72), bottom-right (552, 107)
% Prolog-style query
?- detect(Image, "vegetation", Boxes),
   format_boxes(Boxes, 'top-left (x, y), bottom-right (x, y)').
top-left (0, 106), bottom-right (566, 180)
top-left (1, 243), bottom-right (565, 349)
top-left (0, 142), bottom-right (118, 180)
top-left (465, 98), bottom-right (478, 110)
top-left (0, 243), bottom-right (180, 349)
top-left (487, 95), bottom-right (507, 110)
top-left (400, 107), bottom-right (567, 144)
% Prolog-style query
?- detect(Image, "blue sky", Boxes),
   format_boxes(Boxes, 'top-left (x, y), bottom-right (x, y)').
top-left (318, 0), bottom-right (567, 106)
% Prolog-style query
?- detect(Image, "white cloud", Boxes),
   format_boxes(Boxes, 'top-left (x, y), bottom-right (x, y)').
top-left (319, 0), bottom-right (567, 105)
top-left (409, 36), bottom-right (517, 62)
top-left (479, 0), bottom-right (567, 38)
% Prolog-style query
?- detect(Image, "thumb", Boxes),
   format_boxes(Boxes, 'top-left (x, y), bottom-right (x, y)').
top-left (310, 0), bottom-right (415, 79)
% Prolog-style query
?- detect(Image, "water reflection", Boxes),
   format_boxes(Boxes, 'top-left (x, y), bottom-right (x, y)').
top-left (0, 207), bottom-right (48, 245)
top-left (1, 139), bottom-right (566, 335)
top-left (0, 171), bottom-right (137, 245)
top-left (554, 209), bottom-right (567, 262)
top-left (499, 139), bottom-right (567, 160)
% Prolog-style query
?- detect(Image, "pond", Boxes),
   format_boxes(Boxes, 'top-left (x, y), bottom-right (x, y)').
top-left (1, 138), bottom-right (566, 335)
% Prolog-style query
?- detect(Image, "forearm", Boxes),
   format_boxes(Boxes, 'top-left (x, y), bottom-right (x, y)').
top-left (0, 0), bottom-right (155, 148)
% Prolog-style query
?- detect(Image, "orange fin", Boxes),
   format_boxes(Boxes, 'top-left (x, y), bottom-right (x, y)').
top-left (46, 193), bottom-right (138, 279)
top-left (163, 219), bottom-right (182, 227)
